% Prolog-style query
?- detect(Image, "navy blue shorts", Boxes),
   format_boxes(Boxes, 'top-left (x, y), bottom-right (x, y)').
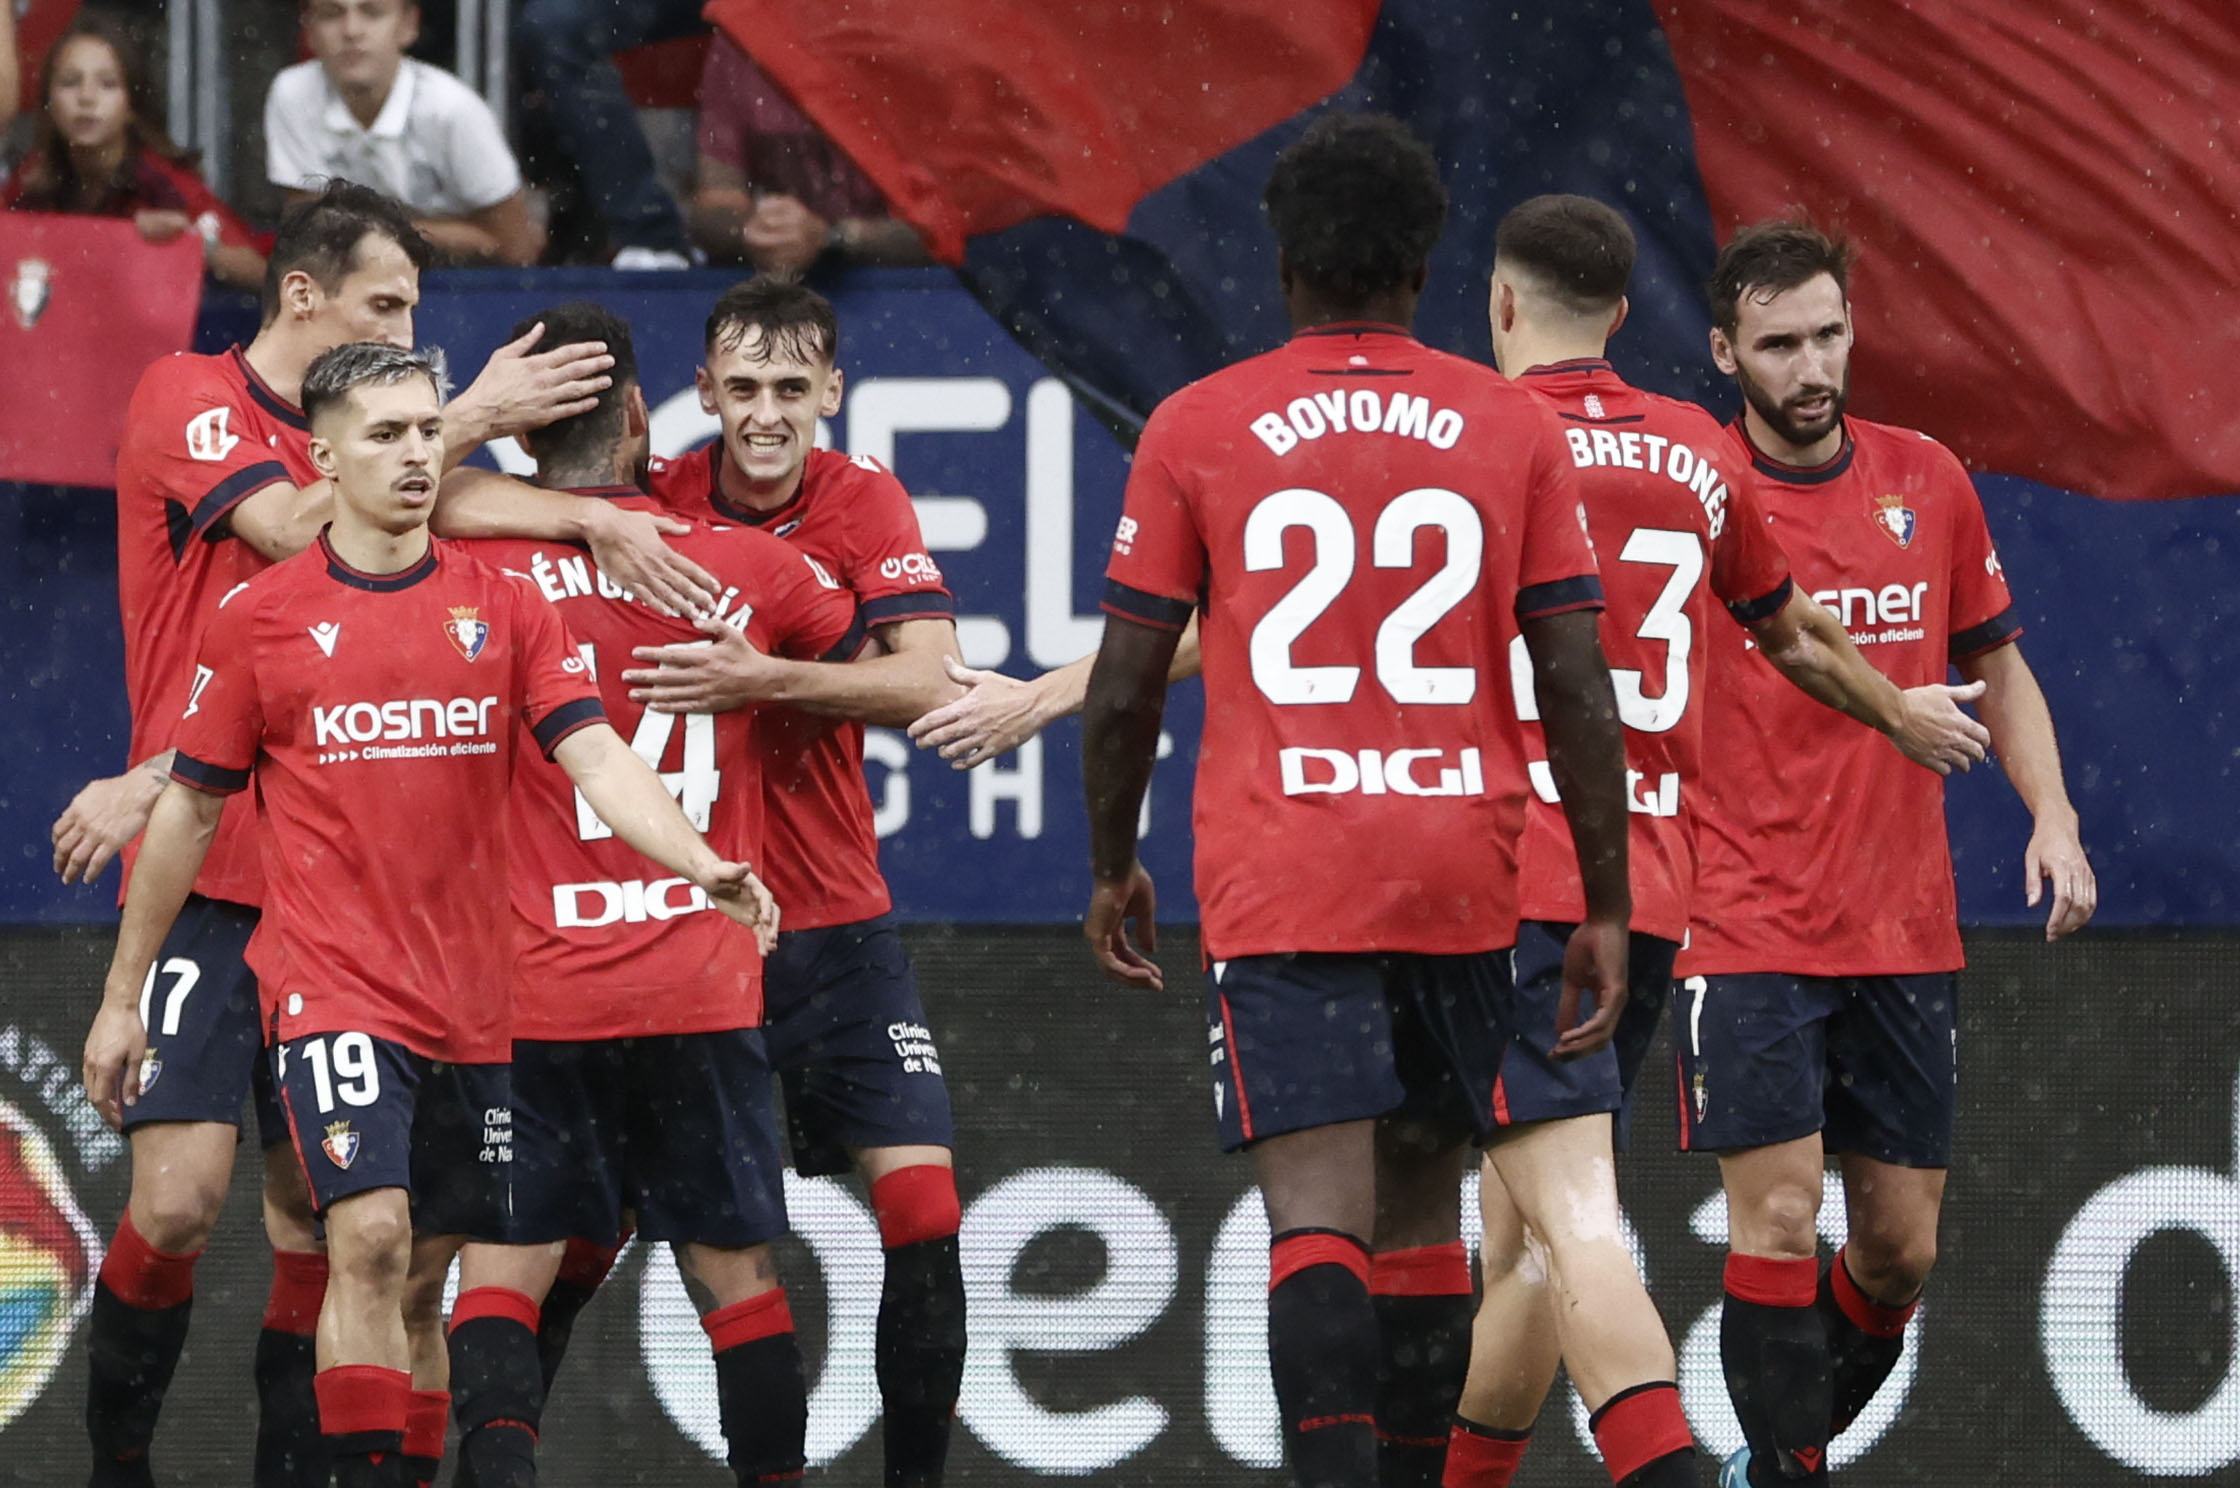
top-left (123, 894), bottom-right (289, 1148)
top-left (1672, 972), bottom-right (1957, 1167)
top-left (1503, 922), bottom-right (1680, 1148)
top-left (1205, 949), bottom-right (1525, 1153)
top-left (763, 913), bottom-right (954, 1177)
top-left (507, 1031), bottom-right (789, 1249)
top-left (273, 1031), bottom-right (510, 1238)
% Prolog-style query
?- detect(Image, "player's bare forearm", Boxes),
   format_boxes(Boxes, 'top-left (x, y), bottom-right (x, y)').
top-left (1754, 591), bottom-right (1906, 728)
top-left (554, 725), bottom-right (727, 883)
top-left (435, 471), bottom-right (714, 615)
top-left (754, 619), bottom-right (964, 726)
top-left (51, 751), bottom-right (176, 884)
top-left (432, 467), bottom-right (578, 538)
top-left (1960, 642), bottom-right (2076, 823)
top-left (229, 478), bottom-right (335, 561)
top-left (1082, 617), bottom-right (1181, 883)
top-left (102, 784), bottom-right (223, 1007)
top-left (1523, 609), bottom-right (1630, 925)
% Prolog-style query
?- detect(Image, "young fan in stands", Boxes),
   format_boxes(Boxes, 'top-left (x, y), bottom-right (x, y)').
top-left (3, 12), bottom-right (267, 290)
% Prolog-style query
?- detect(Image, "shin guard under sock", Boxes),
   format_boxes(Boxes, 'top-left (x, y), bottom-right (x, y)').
top-left (86, 1210), bottom-right (201, 1487)
top-left (450, 1286), bottom-right (545, 1488)
top-left (705, 1289), bottom-right (808, 1485)
top-left (1441, 1418), bottom-right (1530, 1488)
top-left (1818, 1247), bottom-right (1916, 1436)
top-left (316, 1363), bottom-right (410, 1488)
top-left (254, 1249), bottom-right (330, 1488)
top-left (872, 1165), bottom-right (966, 1487)
top-left (536, 1235), bottom-right (625, 1394)
top-left (1721, 1255), bottom-right (1830, 1485)
top-left (1588, 1381), bottom-right (1696, 1487)
top-left (1369, 1243), bottom-right (1474, 1488)
top-left (1267, 1229), bottom-right (1380, 1488)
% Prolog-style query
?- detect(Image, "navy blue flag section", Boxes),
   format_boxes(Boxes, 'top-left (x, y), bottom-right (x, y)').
top-left (3, 269), bottom-right (2236, 927)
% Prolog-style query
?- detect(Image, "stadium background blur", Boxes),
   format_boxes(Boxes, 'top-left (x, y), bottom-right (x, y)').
top-left (2, 1), bottom-right (2237, 1483)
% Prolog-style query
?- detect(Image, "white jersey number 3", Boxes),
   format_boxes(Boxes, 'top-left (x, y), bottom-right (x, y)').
top-left (1510, 525), bottom-right (1701, 734)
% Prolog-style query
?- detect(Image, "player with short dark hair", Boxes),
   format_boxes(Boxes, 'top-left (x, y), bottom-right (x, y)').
top-left (1444, 193), bottom-right (1992, 1488)
top-left (1081, 113), bottom-right (1692, 1488)
top-left (82, 340), bottom-right (777, 1488)
top-left (441, 302), bottom-right (860, 1488)
top-left (1688, 219), bottom-right (2095, 1488)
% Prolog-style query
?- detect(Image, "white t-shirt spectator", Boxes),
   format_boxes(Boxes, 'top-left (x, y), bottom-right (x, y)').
top-left (265, 57), bottom-right (520, 215)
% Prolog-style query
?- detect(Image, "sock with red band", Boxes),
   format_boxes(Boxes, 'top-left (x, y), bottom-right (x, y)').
top-left (254, 1249), bottom-right (331, 1488)
top-left (1818, 1247), bottom-right (1917, 1435)
top-left (1267, 1228), bottom-right (1379, 1488)
top-left (316, 1363), bottom-right (411, 1488)
top-left (871, 1165), bottom-right (966, 1488)
top-left (450, 1286), bottom-right (545, 1488)
top-left (86, 1209), bottom-right (202, 1486)
top-left (705, 1289), bottom-right (808, 1485)
top-left (1441, 1417), bottom-right (1530, 1488)
top-left (403, 1389), bottom-right (449, 1488)
top-left (1370, 1242), bottom-right (1474, 1488)
top-left (1721, 1254), bottom-right (1830, 1486)
top-left (536, 1234), bottom-right (626, 1394)
top-left (1588, 1381), bottom-right (1696, 1487)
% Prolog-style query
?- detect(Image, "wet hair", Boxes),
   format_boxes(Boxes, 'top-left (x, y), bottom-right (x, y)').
top-left (1708, 219), bottom-right (1854, 335)
top-left (507, 301), bottom-right (639, 470)
top-left (261, 179), bottom-right (432, 326)
top-left (703, 276), bottom-right (839, 364)
top-left (1495, 194), bottom-right (1636, 315)
top-left (301, 342), bottom-right (443, 426)
top-left (13, 13), bottom-right (194, 211)
top-left (1263, 113), bottom-right (1449, 304)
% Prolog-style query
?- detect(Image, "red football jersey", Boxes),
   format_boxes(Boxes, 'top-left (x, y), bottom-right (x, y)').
top-left (1682, 418), bottom-right (2021, 977)
top-left (648, 444), bottom-right (952, 929)
top-left (469, 490), bottom-right (860, 1041)
top-left (170, 535), bottom-right (604, 1063)
top-left (1509, 361), bottom-right (1793, 941)
top-left (1104, 323), bottom-right (1602, 959)
top-left (115, 347), bottom-right (318, 908)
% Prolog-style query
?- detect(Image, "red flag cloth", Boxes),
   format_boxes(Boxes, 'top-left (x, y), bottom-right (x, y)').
top-left (0, 215), bottom-right (204, 487)
top-left (701, 0), bottom-right (1381, 265)
top-left (1653, 0), bottom-right (2240, 501)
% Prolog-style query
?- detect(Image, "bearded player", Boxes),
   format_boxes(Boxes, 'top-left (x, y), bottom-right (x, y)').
top-left (1680, 221), bottom-right (2095, 1488)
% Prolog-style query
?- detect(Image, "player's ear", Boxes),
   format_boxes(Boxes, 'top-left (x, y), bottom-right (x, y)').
top-left (695, 365), bottom-right (717, 416)
top-left (283, 269), bottom-right (319, 322)
top-left (514, 424), bottom-right (540, 461)
top-left (1708, 326), bottom-right (1738, 376)
top-left (818, 366), bottom-right (844, 418)
top-left (624, 383), bottom-right (649, 439)
top-left (1606, 294), bottom-right (1630, 340)
top-left (397, 1), bottom-right (422, 48)
top-left (308, 434), bottom-right (336, 480)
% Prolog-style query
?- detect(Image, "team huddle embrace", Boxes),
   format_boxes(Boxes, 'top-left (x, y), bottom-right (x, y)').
top-left (58, 114), bottom-right (2093, 1488)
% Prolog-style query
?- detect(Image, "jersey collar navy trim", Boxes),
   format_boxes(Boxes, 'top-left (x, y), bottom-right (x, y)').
top-left (564, 483), bottom-right (649, 503)
top-left (231, 347), bottom-right (309, 431)
top-left (319, 529), bottom-right (439, 591)
top-left (703, 444), bottom-right (810, 528)
top-left (1293, 321), bottom-right (1415, 341)
top-left (1518, 358), bottom-right (1614, 377)
top-left (1739, 419), bottom-right (1856, 485)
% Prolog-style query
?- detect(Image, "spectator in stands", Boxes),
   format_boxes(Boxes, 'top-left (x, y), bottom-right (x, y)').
top-left (1, 2), bottom-right (18, 140)
top-left (690, 33), bottom-right (932, 274)
top-left (3, 12), bottom-right (267, 291)
top-left (265, 0), bottom-right (543, 264)
top-left (515, 0), bottom-right (703, 269)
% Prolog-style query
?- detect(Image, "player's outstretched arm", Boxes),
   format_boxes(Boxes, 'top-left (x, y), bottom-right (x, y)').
top-left (909, 614), bottom-right (1205, 770)
top-left (552, 722), bottom-right (781, 952)
top-left (51, 751), bottom-right (176, 884)
top-left (440, 322), bottom-right (615, 463)
top-left (1079, 616), bottom-right (1182, 991)
top-left (83, 782), bottom-right (223, 1128)
top-left (626, 616), bottom-right (965, 727)
top-left (434, 466), bottom-right (719, 618)
top-left (1523, 608), bottom-right (1630, 1056)
top-left (1957, 641), bottom-right (2096, 940)
top-left (1750, 590), bottom-right (1991, 775)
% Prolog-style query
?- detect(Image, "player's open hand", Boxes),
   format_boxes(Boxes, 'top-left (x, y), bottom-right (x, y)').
top-left (82, 1001), bottom-right (150, 1131)
top-left (52, 769), bottom-right (165, 885)
top-left (701, 860), bottom-right (782, 954)
top-left (1553, 916), bottom-right (1629, 1058)
top-left (454, 321), bottom-right (617, 443)
top-left (907, 658), bottom-right (1050, 769)
top-left (583, 503), bottom-right (720, 618)
top-left (627, 615), bottom-right (783, 713)
top-left (1889, 680), bottom-right (1992, 775)
top-left (2025, 814), bottom-right (2096, 941)
top-left (1085, 864), bottom-right (1162, 990)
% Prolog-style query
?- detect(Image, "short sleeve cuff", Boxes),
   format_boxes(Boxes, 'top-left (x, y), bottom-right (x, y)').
top-left (1949, 607), bottom-right (2023, 661)
top-left (171, 750), bottom-right (250, 795)
top-left (531, 696), bottom-right (606, 758)
top-left (859, 591), bottom-right (956, 628)
top-left (1101, 579), bottom-right (1194, 632)
top-left (816, 607), bottom-right (872, 663)
top-left (1725, 575), bottom-right (1795, 627)
top-left (1515, 574), bottom-right (1605, 622)
top-left (191, 462), bottom-right (290, 540)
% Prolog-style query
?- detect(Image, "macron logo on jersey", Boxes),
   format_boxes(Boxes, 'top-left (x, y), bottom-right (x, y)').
top-left (308, 622), bottom-right (340, 658)
top-left (312, 696), bottom-right (499, 747)
top-left (184, 407), bottom-right (240, 463)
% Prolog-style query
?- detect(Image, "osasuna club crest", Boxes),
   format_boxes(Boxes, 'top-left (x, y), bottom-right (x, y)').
top-left (322, 1120), bottom-right (360, 1169)
top-left (445, 605), bottom-right (489, 662)
top-left (1873, 491), bottom-right (1917, 548)
top-left (9, 258), bottom-right (53, 330)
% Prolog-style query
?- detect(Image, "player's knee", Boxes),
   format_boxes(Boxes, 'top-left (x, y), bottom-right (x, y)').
top-left (130, 1177), bottom-right (228, 1253)
top-left (1846, 1219), bottom-right (1937, 1295)
top-left (870, 1163), bottom-right (962, 1249)
top-left (1738, 1181), bottom-right (1822, 1258)
top-left (330, 1211), bottom-right (413, 1291)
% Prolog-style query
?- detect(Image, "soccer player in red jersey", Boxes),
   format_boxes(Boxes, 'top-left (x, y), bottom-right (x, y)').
top-left (1445, 196), bottom-right (1993, 1488)
top-left (1680, 222), bottom-right (2096, 1488)
top-left (1082, 114), bottom-right (1692, 1488)
top-left (81, 342), bottom-right (777, 1488)
top-left (441, 302), bottom-right (859, 1488)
